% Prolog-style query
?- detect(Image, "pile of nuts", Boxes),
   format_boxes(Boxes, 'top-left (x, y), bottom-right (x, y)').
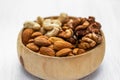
top-left (22, 13), bottom-right (103, 57)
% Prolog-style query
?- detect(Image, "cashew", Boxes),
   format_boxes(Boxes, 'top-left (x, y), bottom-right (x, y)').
top-left (43, 19), bottom-right (54, 30)
top-left (36, 16), bottom-right (44, 26)
top-left (45, 27), bottom-right (60, 37)
top-left (42, 19), bottom-right (62, 37)
top-left (58, 13), bottom-right (68, 23)
top-left (24, 21), bottom-right (41, 30)
top-left (58, 29), bottom-right (73, 39)
top-left (43, 19), bottom-right (62, 31)
top-left (40, 27), bottom-right (47, 34)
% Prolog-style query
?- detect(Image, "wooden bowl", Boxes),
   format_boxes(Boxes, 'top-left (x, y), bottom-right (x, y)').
top-left (17, 16), bottom-right (105, 80)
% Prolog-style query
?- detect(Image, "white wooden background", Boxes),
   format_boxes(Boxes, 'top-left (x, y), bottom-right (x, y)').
top-left (0, 0), bottom-right (120, 80)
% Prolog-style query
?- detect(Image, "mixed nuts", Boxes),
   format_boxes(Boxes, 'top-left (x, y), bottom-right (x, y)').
top-left (22, 13), bottom-right (103, 57)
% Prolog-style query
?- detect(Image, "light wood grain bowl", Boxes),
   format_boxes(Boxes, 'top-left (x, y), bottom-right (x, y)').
top-left (17, 16), bottom-right (105, 80)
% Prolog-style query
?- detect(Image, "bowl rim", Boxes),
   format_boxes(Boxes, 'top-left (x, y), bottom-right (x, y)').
top-left (18, 16), bottom-right (105, 59)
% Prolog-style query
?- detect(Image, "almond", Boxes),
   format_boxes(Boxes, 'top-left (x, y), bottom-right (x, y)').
top-left (53, 41), bottom-right (74, 50)
top-left (56, 48), bottom-right (72, 57)
top-left (31, 32), bottom-right (42, 38)
top-left (34, 36), bottom-right (51, 46)
top-left (40, 47), bottom-right (55, 56)
top-left (48, 37), bottom-right (64, 43)
top-left (26, 43), bottom-right (39, 52)
top-left (28, 39), bottom-right (34, 43)
top-left (22, 28), bottom-right (34, 45)
top-left (37, 35), bottom-right (48, 39)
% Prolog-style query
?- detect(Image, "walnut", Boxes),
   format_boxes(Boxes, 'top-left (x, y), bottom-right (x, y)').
top-left (85, 32), bottom-right (102, 44)
top-left (87, 22), bottom-right (101, 34)
top-left (75, 20), bottom-right (90, 31)
top-left (66, 37), bottom-right (76, 44)
top-left (64, 19), bottom-right (74, 29)
top-left (72, 18), bottom-right (81, 27)
top-left (88, 16), bottom-right (95, 23)
top-left (73, 48), bottom-right (85, 55)
top-left (58, 29), bottom-right (73, 39)
top-left (64, 18), bottom-right (81, 30)
top-left (76, 30), bottom-right (89, 38)
top-left (78, 36), bottom-right (96, 50)
top-left (80, 18), bottom-right (87, 24)
top-left (75, 18), bottom-right (101, 38)
top-left (78, 32), bottom-right (102, 50)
